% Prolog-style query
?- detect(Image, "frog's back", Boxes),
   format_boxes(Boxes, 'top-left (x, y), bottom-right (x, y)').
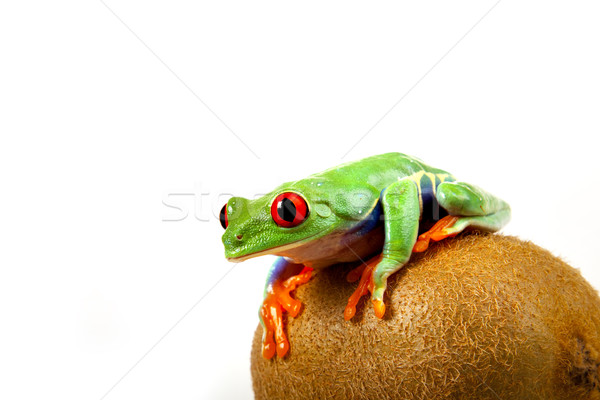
top-left (315, 152), bottom-right (454, 190)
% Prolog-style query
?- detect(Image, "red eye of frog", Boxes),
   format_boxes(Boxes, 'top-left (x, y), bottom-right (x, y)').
top-left (271, 192), bottom-right (309, 228)
top-left (219, 204), bottom-right (228, 229)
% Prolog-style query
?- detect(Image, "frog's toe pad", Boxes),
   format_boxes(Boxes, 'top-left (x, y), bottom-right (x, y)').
top-left (413, 238), bottom-right (431, 253)
top-left (372, 299), bottom-right (385, 319)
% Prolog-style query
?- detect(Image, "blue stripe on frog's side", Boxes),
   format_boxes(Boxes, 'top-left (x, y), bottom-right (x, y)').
top-left (403, 170), bottom-right (456, 225)
top-left (344, 170), bottom-right (455, 241)
top-left (341, 170), bottom-right (455, 240)
top-left (350, 200), bottom-right (382, 238)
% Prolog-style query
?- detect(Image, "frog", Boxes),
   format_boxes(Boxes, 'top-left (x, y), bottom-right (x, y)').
top-left (219, 152), bottom-right (510, 359)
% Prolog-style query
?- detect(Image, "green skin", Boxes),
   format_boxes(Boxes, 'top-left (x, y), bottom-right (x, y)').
top-left (221, 153), bottom-right (510, 325)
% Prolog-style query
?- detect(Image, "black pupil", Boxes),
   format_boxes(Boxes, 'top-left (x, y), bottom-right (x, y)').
top-left (219, 204), bottom-right (227, 229)
top-left (277, 198), bottom-right (296, 222)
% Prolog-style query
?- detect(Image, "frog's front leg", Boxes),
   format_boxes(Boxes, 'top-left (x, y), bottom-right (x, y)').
top-left (259, 257), bottom-right (312, 359)
top-left (371, 178), bottom-right (421, 318)
top-left (345, 178), bottom-right (421, 319)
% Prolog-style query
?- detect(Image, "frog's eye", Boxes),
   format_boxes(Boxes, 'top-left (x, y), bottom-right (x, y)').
top-left (219, 204), bottom-right (228, 229)
top-left (271, 192), bottom-right (309, 228)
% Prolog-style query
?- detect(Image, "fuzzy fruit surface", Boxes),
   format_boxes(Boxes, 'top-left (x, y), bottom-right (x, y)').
top-left (251, 233), bottom-right (600, 400)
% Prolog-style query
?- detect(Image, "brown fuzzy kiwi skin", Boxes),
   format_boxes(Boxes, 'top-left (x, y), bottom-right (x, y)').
top-left (250, 233), bottom-right (600, 400)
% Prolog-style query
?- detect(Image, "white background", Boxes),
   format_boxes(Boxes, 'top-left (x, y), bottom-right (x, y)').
top-left (1, 1), bottom-right (599, 399)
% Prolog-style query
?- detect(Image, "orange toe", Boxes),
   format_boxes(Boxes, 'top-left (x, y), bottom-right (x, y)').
top-left (260, 298), bottom-right (279, 359)
top-left (346, 264), bottom-right (366, 283)
top-left (262, 341), bottom-right (275, 359)
top-left (430, 230), bottom-right (458, 242)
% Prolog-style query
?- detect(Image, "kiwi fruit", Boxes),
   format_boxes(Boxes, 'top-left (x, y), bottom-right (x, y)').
top-left (250, 233), bottom-right (600, 399)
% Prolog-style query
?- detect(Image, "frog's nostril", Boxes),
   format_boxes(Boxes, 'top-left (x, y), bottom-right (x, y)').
top-left (236, 234), bottom-right (243, 241)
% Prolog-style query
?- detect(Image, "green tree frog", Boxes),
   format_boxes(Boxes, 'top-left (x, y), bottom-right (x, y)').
top-left (219, 152), bottom-right (510, 359)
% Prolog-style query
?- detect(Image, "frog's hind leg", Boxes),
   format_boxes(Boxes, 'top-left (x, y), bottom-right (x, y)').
top-left (413, 181), bottom-right (510, 252)
top-left (413, 215), bottom-right (460, 252)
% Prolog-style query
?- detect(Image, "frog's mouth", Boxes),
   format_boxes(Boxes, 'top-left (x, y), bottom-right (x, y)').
top-left (226, 224), bottom-right (364, 266)
top-left (225, 234), bottom-right (318, 263)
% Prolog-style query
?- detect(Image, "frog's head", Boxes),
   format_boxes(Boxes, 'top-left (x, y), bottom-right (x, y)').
top-left (220, 177), bottom-right (378, 262)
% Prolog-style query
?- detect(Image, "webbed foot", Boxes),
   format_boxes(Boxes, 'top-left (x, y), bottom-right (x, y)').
top-left (413, 215), bottom-right (460, 253)
top-left (260, 266), bottom-right (312, 359)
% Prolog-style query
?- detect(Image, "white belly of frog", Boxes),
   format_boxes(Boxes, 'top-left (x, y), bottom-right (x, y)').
top-left (279, 226), bottom-right (385, 268)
